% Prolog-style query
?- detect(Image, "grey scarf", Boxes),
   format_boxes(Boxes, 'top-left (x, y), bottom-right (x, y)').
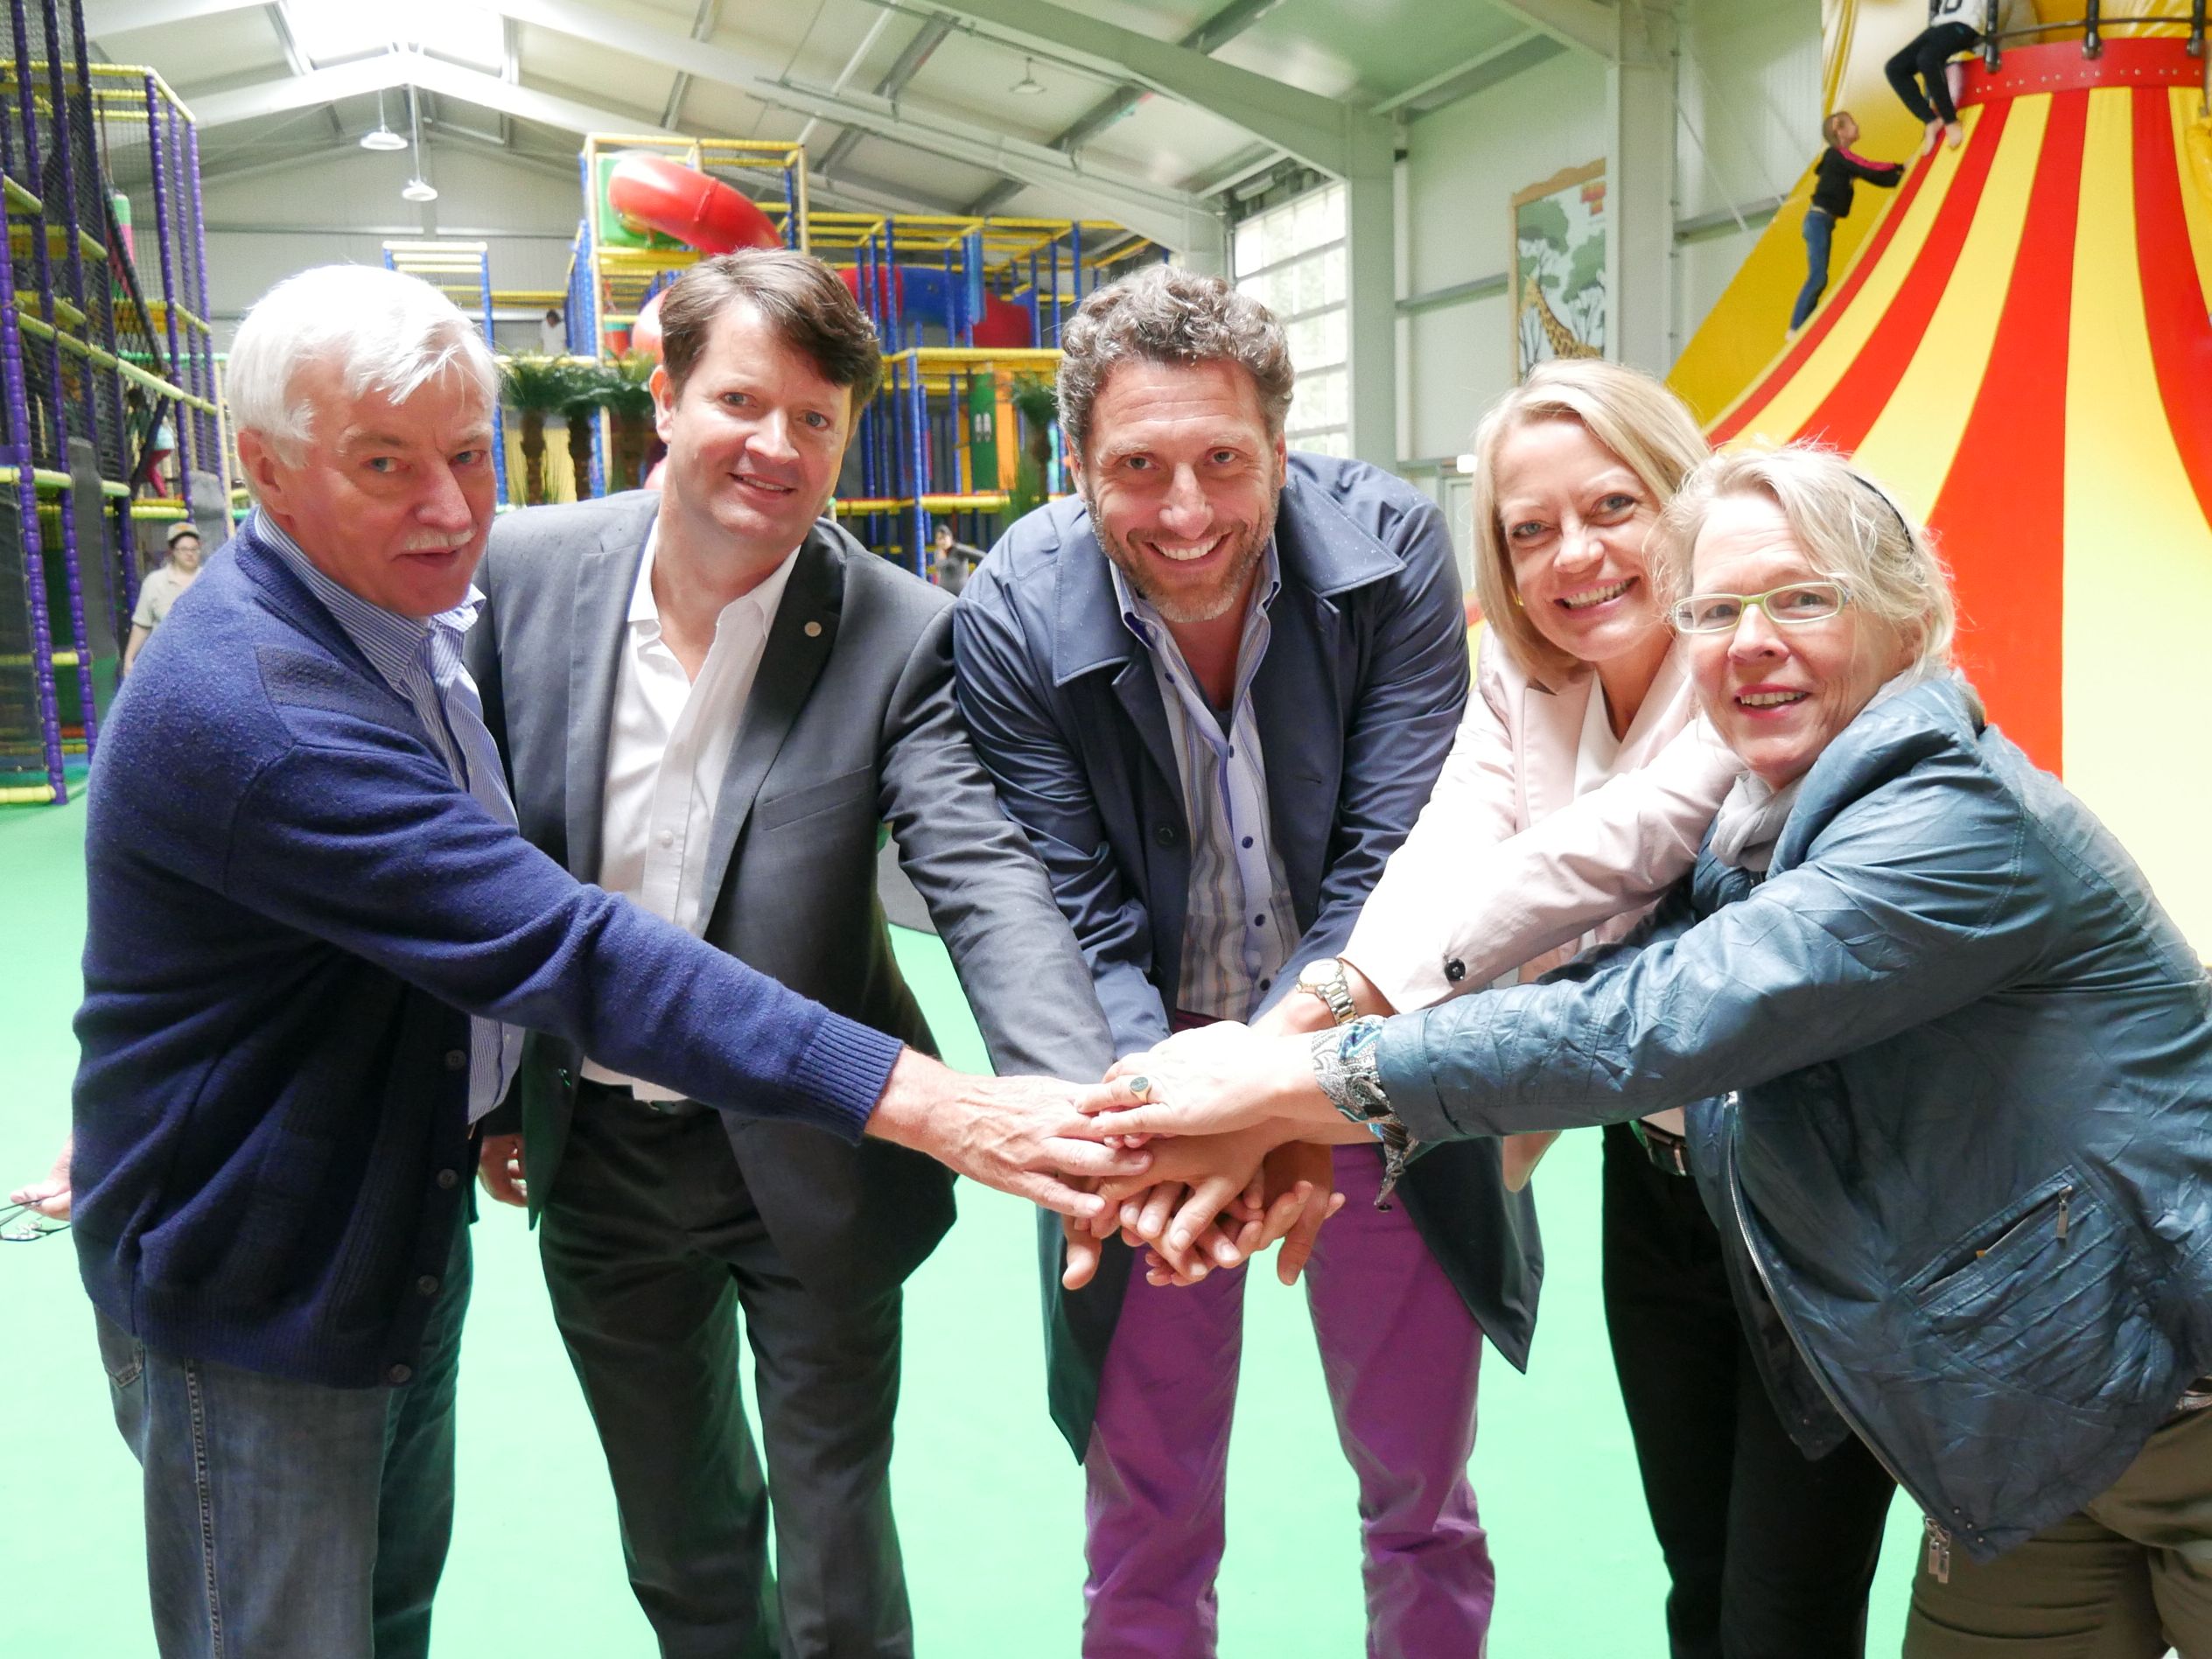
top-left (1708, 668), bottom-right (1942, 872)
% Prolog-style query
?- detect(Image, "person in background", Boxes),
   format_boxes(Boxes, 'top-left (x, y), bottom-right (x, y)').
top-left (1792, 111), bottom-right (1904, 334)
top-left (1088, 442), bottom-right (2212, 1659)
top-left (956, 264), bottom-right (1533, 1657)
top-left (540, 306), bottom-right (566, 355)
top-left (930, 518), bottom-right (985, 596)
top-left (122, 521), bottom-right (204, 677)
top-left (469, 249), bottom-right (1119, 1657)
top-left (148, 403), bottom-right (178, 499)
top-left (65, 262), bottom-right (1138, 1659)
top-left (1886, 0), bottom-right (1984, 157)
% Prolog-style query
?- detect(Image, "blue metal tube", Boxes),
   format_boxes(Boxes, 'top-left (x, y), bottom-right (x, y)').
top-left (906, 353), bottom-right (929, 577)
top-left (578, 156), bottom-right (605, 498)
top-left (477, 248), bottom-right (508, 505)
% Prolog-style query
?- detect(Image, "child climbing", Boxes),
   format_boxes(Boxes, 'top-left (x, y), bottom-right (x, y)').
top-left (1886, 0), bottom-right (1984, 156)
top-left (1792, 111), bottom-right (1905, 332)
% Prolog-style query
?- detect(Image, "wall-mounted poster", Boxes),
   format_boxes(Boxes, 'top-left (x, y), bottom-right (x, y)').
top-left (1513, 160), bottom-right (1606, 375)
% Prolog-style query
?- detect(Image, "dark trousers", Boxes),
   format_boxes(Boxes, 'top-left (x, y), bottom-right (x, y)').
top-left (1886, 23), bottom-right (1980, 126)
top-left (1600, 1124), bottom-right (1898, 1659)
top-left (1793, 208), bottom-right (1836, 331)
top-left (540, 1092), bottom-right (911, 1659)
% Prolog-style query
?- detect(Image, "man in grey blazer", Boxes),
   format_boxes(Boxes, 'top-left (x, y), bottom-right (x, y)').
top-left (466, 250), bottom-right (1117, 1657)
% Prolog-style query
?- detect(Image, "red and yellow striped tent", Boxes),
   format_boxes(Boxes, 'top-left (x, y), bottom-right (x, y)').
top-left (1707, 37), bottom-right (2212, 943)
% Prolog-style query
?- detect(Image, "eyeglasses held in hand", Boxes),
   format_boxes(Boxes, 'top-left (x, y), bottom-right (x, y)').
top-left (0, 1200), bottom-right (68, 1242)
top-left (1670, 580), bottom-right (1850, 635)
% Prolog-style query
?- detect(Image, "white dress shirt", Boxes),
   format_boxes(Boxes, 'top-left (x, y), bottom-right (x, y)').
top-left (582, 522), bottom-right (799, 1097)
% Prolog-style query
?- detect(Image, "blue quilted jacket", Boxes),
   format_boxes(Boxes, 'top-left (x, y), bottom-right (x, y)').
top-left (1379, 677), bottom-right (2212, 1560)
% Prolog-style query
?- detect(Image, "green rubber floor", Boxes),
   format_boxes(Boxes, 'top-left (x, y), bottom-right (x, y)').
top-left (0, 796), bottom-right (1927, 1653)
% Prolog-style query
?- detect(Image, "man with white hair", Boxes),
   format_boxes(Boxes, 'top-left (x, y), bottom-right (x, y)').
top-left (66, 262), bottom-right (1138, 1659)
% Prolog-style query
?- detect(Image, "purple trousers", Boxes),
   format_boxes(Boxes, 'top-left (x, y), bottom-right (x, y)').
top-left (1082, 1143), bottom-right (1492, 1657)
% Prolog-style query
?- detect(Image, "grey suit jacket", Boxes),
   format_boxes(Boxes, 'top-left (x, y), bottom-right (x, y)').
top-left (468, 492), bottom-right (1116, 1306)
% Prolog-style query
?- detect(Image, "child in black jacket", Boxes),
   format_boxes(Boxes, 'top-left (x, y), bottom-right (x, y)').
top-left (1791, 111), bottom-right (1906, 332)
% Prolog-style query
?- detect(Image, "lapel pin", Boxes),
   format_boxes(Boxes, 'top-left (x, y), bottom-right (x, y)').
top-left (804, 620), bottom-right (823, 638)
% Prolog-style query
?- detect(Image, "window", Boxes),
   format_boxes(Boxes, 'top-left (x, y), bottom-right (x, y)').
top-left (1234, 182), bottom-right (1348, 458)
top-left (283, 1), bottom-right (505, 73)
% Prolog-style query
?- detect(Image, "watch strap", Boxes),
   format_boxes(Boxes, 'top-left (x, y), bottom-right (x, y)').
top-left (1299, 957), bottom-right (1359, 1026)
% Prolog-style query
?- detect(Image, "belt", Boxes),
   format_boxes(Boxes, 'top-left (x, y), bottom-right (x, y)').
top-left (1630, 1117), bottom-right (1691, 1178)
top-left (575, 1075), bottom-right (710, 1117)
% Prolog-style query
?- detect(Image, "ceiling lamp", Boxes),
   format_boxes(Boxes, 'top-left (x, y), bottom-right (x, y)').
top-left (400, 85), bottom-right (437, 202)
top-left (360, 89), bottom-right (408, 150)
top-left (1010, 58), bottom-right (1045, 94)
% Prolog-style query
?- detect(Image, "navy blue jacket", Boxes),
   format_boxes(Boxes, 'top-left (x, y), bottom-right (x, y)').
top-left (1381, 679), bottom-right (2212, 1558)
top-left (72, 521), bottom-right (903, 1389)
top-left (954, 453), bottom-right (1544, 1452)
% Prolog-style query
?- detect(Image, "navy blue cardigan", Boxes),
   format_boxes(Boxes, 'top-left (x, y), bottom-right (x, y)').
top-left (73, 521), bottom-right (903, 1387)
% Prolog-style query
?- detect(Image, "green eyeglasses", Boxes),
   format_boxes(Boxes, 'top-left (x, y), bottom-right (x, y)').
top-left (1670, 579), bottom-right (1850, 635)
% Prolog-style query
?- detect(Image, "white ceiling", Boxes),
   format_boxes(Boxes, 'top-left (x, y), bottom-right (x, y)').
top-left (87, 0), bottom-right (1579, 239)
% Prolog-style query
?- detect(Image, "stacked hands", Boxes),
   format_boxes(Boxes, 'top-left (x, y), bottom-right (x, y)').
top-left (38, 1022), bottom-right (1341, 1286)
top-left (1056, 1019), bottom-right (1342, 1293)
top-left (479, 1022), bottom-right (1339, 1291)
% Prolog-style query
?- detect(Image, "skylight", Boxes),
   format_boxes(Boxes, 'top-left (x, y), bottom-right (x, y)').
top-left (281, 1), bottom-right (505, 74)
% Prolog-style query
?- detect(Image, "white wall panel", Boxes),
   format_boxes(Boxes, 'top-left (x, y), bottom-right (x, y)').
top-left (201, 145), bottom-right (584, 346)
top-left (1391, 0), bottom-right (1821, 463)
top-left (1398, 48), bottom-right (1604, 461)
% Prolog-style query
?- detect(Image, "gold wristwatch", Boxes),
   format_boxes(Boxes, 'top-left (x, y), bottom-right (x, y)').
top-left (1295, 956), bottom-right (1359, 1026)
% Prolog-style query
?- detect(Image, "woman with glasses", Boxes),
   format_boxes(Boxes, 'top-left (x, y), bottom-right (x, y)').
top-left (1240, 364), bottom-right (1899, 1658)
top-left (1088, 442), bottom-right (2212, 1656)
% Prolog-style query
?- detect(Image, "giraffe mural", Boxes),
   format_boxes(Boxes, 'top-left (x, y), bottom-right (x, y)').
top-left (1521, 275), bottom-right (1603, 362)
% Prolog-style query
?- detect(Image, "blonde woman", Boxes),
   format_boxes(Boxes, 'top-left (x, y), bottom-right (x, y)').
top-left (1255, 364), bottom-right (1899, 1656)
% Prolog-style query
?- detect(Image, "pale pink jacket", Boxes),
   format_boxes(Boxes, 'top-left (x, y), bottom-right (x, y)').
top-left (1345, 628), bottom-right (1738, 1014)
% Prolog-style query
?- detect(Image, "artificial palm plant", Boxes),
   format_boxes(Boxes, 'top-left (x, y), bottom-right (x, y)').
top-left (559, 360), bottom-right (614, 498)
top-left (599, 354), bottom-right (660, 494)
top-left (500, 354), bottom-right (586, 506)
top-left (1006, 373), bottom-right (1060, 522)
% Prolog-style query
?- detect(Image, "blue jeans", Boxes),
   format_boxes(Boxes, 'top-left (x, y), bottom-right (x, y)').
top-left (97, 1225), bottom-right (472, 1658)
top-left (1792, 208), bottom-right (1835, 332)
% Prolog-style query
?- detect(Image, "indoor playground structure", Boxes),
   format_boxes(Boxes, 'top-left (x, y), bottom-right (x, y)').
top-left (561, 131), bottom-right (1164, 569)
top-left (1672, 0), bottom-right (2212, 945)
top-left (381, 239), bottom-right (510, 509)
top-left (2, 0), bottom-right (222, 807)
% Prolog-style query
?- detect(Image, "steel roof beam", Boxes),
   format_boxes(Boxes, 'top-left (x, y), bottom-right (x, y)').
top-left (1483, 0), bottom-right (1619, 61)
top-left (192, 52), bottom-right (680, 138)
top-left (923, 0), bottom-right (1389, 179)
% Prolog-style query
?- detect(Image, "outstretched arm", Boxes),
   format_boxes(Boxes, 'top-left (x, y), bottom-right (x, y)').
top-left (882, 606), bottom-right (1118, 1085)
top-left (1085, 754), bottom-right (2048, 1148)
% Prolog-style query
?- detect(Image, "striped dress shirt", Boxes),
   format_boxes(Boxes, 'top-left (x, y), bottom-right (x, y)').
top-left (1111, 543), bottom-right (1300, 1021)
top-left (260, 512), bottom-right (524, 1122)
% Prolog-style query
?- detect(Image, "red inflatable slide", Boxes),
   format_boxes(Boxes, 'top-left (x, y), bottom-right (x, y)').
top-left (607, 153), bottom-right (781, 256)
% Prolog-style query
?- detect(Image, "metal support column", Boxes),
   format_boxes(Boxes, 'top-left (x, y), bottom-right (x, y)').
top-left (1343, 155), bottom-right (1398, 468)
top-left (1606, 1), bottom-right (1676, 375)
